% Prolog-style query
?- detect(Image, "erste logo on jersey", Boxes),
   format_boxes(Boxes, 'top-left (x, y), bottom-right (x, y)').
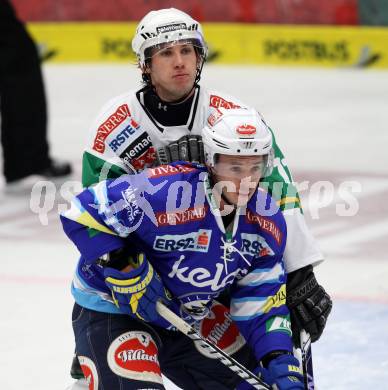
top-left (153, 229), bottom-right (211, 252)
top-left (108, 119), bottom-right (140, 153)
top-left (120, 132), bottom-right (156, 172)
top-left (156, 206), bottom-right (207, 226)
top-left (93, 104), bottom-right (130, 153)
top-left (245, 210), bottom-right (283, 245)
top-left (107, 331), bottom-right (162, 384)
top-left (240, 233), bottom-right (275, 257)
top-left (148, 163), bottom-right (197, 178)
top-left (209, 95), bottom-right (241, 109)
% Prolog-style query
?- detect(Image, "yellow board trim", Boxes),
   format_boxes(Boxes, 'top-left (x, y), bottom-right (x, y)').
top-left (28, 22), bottom-right (388, 68)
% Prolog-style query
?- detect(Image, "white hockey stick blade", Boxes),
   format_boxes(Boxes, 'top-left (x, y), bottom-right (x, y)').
top-left (156, 301), bottom-right (272, 390)
top-left (300, 330), bottom-right (316, 390)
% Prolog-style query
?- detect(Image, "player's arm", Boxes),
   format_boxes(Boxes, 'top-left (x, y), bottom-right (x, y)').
top-left (231, 253), bottom-right (303, 390)
top-left (230, 253), bottom-right (293, 362)
top-left (265, 127), bottom-right (323, 270)
top-left (60, 182), bottom-right (125, 263)
top-left (103, 251), bottom-right (176, 327)
top-left (61, 178), bottom-right (178, 326)
top-left (264, 127), bottom-right (332, 344)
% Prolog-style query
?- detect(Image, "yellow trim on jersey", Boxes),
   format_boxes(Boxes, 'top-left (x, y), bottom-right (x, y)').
top-left (76, 211), bottom-right (117, 236)
top-left (278, 197), bottom-right (300, 206)
top-left (261, 284), bottom-right (287, 314)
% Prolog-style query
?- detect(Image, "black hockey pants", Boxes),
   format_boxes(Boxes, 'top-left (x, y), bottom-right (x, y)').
top-left (72, 303), bottom-right (257, 389)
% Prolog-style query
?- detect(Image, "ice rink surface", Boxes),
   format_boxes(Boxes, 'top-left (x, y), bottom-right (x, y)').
top-left (0, 64), bottom-right (387, 389)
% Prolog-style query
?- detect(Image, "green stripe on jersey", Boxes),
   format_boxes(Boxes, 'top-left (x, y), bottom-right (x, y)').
top-left (82, 151), bottom-right (127, 187)
top-left (260, 128), bottom-right (302, 212)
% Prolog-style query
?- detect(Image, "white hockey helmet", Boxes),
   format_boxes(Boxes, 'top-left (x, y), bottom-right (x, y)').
top-left (202, 107), bottom-right (274, 176)
top-left (132, 8), bottom-right (208, 67)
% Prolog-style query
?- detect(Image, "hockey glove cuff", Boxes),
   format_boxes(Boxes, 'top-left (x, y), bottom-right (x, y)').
top-left (104, 253), bottom-right (172, 323)
top-left (265, 354), bottom-right (304, 390)
top-left (287, 266), bottom-right (333, 345)
top-left (236, 354), bottom-right (303, 390)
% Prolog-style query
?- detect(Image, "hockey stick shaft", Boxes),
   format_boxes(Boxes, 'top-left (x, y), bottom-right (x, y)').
top-left (300, 330), bottom-right (315, 390)
top-left (156, 301), bottom-right (272, 390)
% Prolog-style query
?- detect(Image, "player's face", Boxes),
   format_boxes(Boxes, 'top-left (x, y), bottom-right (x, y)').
top-left (211, 155), bottom-right (266, 207)
top-left (146, 43), bottom-right (198, 102)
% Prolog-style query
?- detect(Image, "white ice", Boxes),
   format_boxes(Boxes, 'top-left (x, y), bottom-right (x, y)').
top-left (0, 64), bottom-right (387, 390)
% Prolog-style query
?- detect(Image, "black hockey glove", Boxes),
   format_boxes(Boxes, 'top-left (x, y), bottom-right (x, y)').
top-left (286, 265), bottom-right (332, 346)
top-left (156, 135), bottom-right (205, 165)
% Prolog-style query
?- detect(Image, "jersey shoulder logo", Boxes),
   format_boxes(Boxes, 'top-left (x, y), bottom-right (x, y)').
top-left (148, 164), bottom-right (197, 178)
top-left (207, 108), bottom-right (223, 127)
top-left (209, 95), bottom-right (241, 110)
top-left (92, 104), bottom-right (131, 153)
top-left (156, 206), bottom-right (208, 226)
top-left (245, 210), bottom-right (283, 246)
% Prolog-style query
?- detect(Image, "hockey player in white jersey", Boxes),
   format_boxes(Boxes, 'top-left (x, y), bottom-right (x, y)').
top-left (70, 7), bottom-right (332, 380)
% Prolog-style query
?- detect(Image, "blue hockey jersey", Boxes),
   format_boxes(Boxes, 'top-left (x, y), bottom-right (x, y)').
top-left (61, 162), bottom-right (292, 361)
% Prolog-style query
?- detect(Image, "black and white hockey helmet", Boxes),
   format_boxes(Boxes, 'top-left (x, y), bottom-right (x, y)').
top-left (202, 107), bottom-right (274, 176)
top-left (132, 8), bottom-right (208, 67)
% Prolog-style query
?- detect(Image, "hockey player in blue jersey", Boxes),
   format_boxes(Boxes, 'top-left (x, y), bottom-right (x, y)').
top-left (61, 107), bottom-right (304, 389)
